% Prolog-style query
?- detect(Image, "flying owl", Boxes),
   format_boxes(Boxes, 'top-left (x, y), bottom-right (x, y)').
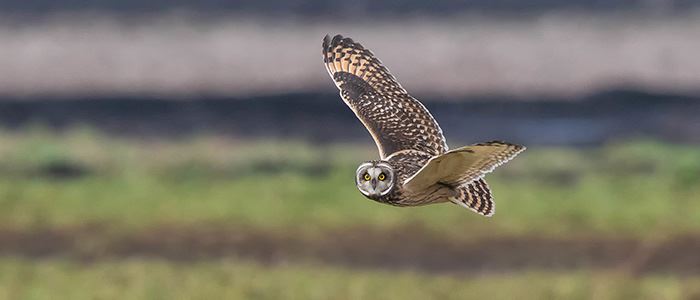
top-left (322, 34), bottom-right (525, 216)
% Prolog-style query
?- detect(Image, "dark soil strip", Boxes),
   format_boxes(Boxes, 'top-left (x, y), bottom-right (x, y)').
top-left (2, 91), bottom-right (700, 145)
top-left (1, 224), bottom-right (699, 274)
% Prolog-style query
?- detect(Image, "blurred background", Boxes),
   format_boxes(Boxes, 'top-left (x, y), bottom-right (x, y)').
top-left (1, 1), bottom-right (700, 299)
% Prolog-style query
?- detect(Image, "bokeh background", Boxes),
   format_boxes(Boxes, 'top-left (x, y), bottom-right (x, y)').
top-left (1, 1), bottom-right (700, 299)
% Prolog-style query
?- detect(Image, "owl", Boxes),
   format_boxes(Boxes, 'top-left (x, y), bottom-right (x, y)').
top-left (322, 34), bottom-right (525, 216)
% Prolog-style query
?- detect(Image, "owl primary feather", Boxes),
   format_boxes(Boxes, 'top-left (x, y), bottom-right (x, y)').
top-left (322, 34), bottom-right (525, 216)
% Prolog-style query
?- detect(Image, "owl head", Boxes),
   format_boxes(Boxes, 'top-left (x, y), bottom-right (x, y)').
top-left (356, 161), bottom-right (395, 199)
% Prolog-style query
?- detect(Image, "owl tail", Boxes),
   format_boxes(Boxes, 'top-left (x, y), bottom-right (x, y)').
top-left (449, 179), bottom-right (495, 217)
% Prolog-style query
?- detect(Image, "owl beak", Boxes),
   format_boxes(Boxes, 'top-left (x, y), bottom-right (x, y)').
top-left (364, 178), bottom-right (378, 196)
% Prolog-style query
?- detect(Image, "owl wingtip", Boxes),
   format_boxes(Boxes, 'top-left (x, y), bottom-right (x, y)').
top-left (322, 34), bottom-right (331, 50)
top-left (323, 34), bottom-right (347, 51)
top-left (332, 34), bottom-right (345, 45)
top-left (324, 34), bottom-right (359, 46)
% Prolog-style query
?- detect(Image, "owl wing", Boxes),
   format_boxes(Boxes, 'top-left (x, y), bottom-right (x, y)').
top-left (322, 34), bottom-right (448, 159)
top-left (403, 141), bottom-right (525, 192)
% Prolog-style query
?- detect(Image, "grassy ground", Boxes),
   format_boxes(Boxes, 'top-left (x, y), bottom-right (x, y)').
top-left (1, 257), bottom-right (699, 300)
top-left (0, 129), bottom-right (699, 237)
top-left (1, 129), bottom-right (700, 299)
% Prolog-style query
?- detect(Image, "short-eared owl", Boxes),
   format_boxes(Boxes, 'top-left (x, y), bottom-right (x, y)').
top-left (322, 34), bottom-right (525, 216)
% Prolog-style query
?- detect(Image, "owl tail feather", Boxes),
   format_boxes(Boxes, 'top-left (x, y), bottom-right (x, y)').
top-left (449, 179), bottom-right (495, 217)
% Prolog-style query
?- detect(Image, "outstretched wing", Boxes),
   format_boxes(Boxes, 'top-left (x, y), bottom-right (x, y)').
top-left (322, 34), bottom-right (447, 159)
top-left (403, 141), bottom-right (525, 192)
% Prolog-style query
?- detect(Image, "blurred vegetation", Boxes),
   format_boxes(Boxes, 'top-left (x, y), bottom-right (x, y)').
top-left (0, 128), bottom-right (699, 237)
top-left (1, 128), bottom-right (700, 299)
top-left (1, 257), bottom-right (699, 300)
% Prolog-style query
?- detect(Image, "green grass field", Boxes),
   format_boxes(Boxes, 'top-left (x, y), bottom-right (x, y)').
top-left (1, 129), bottom-right (699, 236)
top-left (1, 129), bottom-right (700, 299)
top-left (1, 258), bottom-right (699, 300)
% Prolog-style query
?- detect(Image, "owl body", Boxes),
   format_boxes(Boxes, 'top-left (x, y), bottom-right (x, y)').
top-left (367, 150), bottom-right (452, 207)
top-left (323, 34), bottom-right (525, 216)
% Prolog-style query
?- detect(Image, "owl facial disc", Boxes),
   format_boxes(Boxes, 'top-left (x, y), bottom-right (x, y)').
top-left (356, 161), bottom-right (395, 198)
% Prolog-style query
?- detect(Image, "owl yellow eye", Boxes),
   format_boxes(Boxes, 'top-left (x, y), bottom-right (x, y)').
top-left (378, 173), bottom-right (386, 181)
top-left (363, 173), bottom-right (371, 181)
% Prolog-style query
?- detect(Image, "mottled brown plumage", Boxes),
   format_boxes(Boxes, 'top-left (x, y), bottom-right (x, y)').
top-left (322, 34), bottom-right (447, 158)
top-left (323, 34), bottom-right (525, 216)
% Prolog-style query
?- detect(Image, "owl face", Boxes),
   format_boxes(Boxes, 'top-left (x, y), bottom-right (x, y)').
top-left (356, 161), bottom-right (395, 198)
